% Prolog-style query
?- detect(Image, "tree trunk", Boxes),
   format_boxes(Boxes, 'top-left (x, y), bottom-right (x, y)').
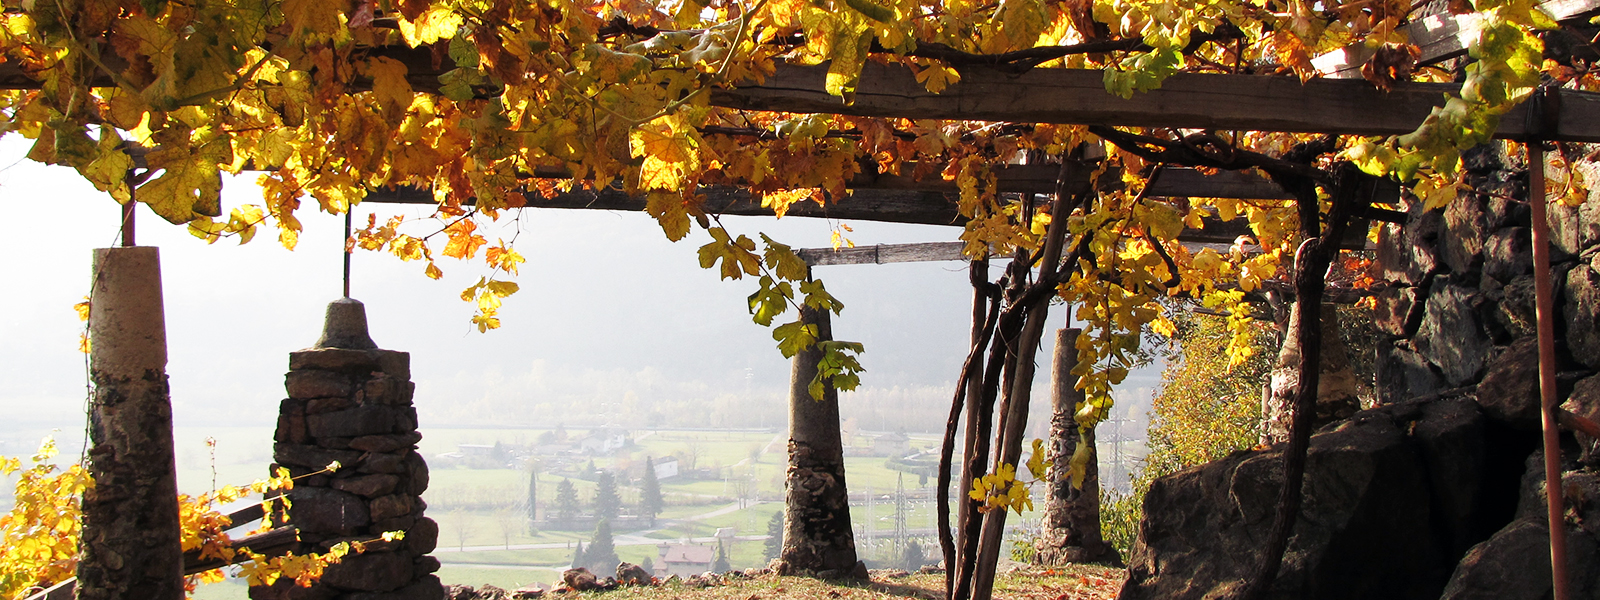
top-left (1034, 327), bottom-right (1115, 565)
top-left (79, 247), bottom-right (184, 600)
top-left (778, 305), bottom-right (864, 578)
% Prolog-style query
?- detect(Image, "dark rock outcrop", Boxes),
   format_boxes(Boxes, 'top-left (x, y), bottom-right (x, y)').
top-left (1121, 397), bottom-right (1523, 600)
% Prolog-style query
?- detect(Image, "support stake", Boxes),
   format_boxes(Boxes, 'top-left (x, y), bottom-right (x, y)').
top-left (1526, 83), bottom-right (1571, 600)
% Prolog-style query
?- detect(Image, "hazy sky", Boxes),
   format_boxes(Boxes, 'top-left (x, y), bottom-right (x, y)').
top-left (0, 135), bottom-right (1156, 459)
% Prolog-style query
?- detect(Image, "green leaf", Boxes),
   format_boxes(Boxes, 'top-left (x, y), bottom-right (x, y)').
top-left (773, 321), bottom-right (818, 358)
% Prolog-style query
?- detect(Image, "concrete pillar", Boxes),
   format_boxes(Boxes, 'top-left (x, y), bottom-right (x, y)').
top-left (80, 247), bottom-right (184, 600)
top-left (254, 298), bottom-right (440, 600)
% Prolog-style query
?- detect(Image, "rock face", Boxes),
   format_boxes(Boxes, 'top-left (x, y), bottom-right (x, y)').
top-left (1121, 396), bottom-right (1527, 600)
top-left (1440, 455), bottom-right (1600, 599)
top-left (254, 300), bottom-right (439, 600)
top-left (1125, 141), bottom-right (1600, 600)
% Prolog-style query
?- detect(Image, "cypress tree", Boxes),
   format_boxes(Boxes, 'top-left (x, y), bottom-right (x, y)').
top-left (586, 519), bottom-right (621, 574)
top-left (526, 465), bottom-right (539, 527)
top-left (594, 470), bottom-right (621, 521)
top-left (640, 457), bottom-right (663, 527)
top-left (555, 478), bottom-right (579, 528)
top-left (763, 511), bottom-right (783, 561)
top-left (713, 541), bottom-right (731, 573)
top-left (571, 540), bottom-right (586, 569)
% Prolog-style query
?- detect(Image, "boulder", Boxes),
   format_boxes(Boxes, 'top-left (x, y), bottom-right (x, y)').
top-left (1483, 227), bottom-right (1534, 283)
top-left (273, 444), bottom-right (362, 471)
top-left (1414, 283), bottom-right (1494, 386)
top-left (1474, 337), bottom-right (1543, 429)
top-left (1376, 340), bottom-right (1447, 404)
top-left (289, 487), bottom-right (370, 535)
top-left (318, 551), bottom-right (414, 592)
top-left (1565, 266), bottom-right (1600, 370)
top-left (508, 585), bottom-right (544, 599)
top-left (285, 370), bottom-right (355, 400)
top-left (616, 562), bottom-right (652, 585)
top-left (561, 568), bottom-right (599, 591)
top-left (1443, 455), bottom-right (1600, 600)
top-left (331, 474), bottom-right (399, 498)
top-left (1121, 397), bottom-right (1499, 600)
top-left (307, 405), bottom-right (406, 439)
top-left (1439, 518), bottom-right (1599, 600)
top-left (404, 517), bottom-right (439, 555)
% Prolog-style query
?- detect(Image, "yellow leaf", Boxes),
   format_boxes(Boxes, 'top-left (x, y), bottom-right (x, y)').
top-left (914, 62), bottom-right (961, 94)
top-left (398, 7), bottom-right (463, 47)
top-left (442, 220), bottom-right (487, 259)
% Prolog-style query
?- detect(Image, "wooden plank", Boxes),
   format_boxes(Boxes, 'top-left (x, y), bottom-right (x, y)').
top-left (1313, 0), bottom-right (1600, 79)
top-left (797, 242), bottom-right (967, 266)
top-left (711, 61), bottom-right (1600, 142)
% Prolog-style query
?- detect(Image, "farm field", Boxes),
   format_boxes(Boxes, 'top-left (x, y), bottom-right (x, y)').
top-left (164, 425), bottom-right (1020, 597)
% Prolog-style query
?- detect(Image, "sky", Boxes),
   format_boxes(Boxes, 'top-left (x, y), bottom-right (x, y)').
top-left (0, 135), bottom-right (1158, 471)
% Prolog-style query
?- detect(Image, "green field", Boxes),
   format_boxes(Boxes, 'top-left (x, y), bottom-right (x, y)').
top-left (157, 425), bottom-right (1034, 593)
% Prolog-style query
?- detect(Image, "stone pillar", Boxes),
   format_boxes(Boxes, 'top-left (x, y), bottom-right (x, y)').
top-left (254, 299), bottom-right (441, 600)
top-left (80, 247), bottom-right (184, 600)
top-left (1034, 328), bottom-right (1114, 565)
top-left (777, 305), bottom-right (865, 579)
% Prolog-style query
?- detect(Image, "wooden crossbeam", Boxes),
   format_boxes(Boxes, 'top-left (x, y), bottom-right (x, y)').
top-left (365, 168), bottom-right (1382, 248)
top-left (797, 242), bottom-right (967, 266)
top-left (1312, 0), bottom-right (1600, 79)
top-left (711, 61), bottom-right (1600, 142)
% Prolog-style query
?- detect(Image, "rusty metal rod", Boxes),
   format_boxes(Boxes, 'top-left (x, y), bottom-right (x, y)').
top-left (1528, 142), bottom-right (1572, 600)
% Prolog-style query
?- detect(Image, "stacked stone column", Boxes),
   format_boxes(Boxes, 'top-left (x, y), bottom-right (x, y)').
top-left (254, 299), bottom-right (442, 600)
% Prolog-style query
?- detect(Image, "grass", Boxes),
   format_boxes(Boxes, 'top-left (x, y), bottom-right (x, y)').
top-left (443, 567), bottom-right (1126, 600)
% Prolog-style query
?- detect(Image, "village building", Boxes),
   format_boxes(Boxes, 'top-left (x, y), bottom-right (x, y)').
top-left (654, 543), bottom-right (713, 578)
top-left (578, 426), bottom-right (630, 455)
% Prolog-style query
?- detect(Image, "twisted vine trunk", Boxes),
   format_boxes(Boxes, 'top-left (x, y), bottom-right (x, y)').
top-left (80, 247), bottom-right (184, 600)
top-left (1235, 163), bottom-right (1364, 600)
top-left (941, 156), bottom-right (1089, 600)
top-left (777, 304), bottom-right (863, 578)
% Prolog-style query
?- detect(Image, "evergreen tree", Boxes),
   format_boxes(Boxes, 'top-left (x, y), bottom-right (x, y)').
top-left (571, 540), bottom-right (586, 569)
top-left (594, 470), bottom-right (621, 521)
top-left (555, 478), bottom-right (579, 527)
top-left (712, 541), bottom-right (731, 573)
top-left (901, 539), bottom-right (925, 571)
top-left (526, 464), bottom-right (539, 527)
top-left (585, 519), bottom-right (621, 574)
top-left (641, 557), bottom-right (655, 577)
top-left (763, 511), bottom-right (783, 561)
top-left (640, 457), bottom-right (664, 527)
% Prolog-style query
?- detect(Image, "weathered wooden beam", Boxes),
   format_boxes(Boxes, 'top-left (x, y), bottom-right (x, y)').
top-left (365, 171), bottom-right (1382, 247)
top-left (14, 57), bottom-right (1600, 140)
top-left (711, 61), bottom-right (1600, 142)
top-left (1313, 0), bottom-right (1600, 79)
top-left (798, 241), bottom-right (967, 266)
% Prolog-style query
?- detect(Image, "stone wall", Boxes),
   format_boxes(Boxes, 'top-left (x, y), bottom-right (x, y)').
top-left (252, 300), bottom-right (442, 600)
top-left (1122, 144), bottom-right (1600, 599)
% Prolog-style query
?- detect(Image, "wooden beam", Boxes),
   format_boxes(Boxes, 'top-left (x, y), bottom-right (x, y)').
top-left (797, 241), bottom-right (967, 266)
top-left (364, 173), bottom-right (1383, 247)
top-left (711, 61), bottom-right (1600, 142)
top-left (1312, 0), bottom-right (1600, 79)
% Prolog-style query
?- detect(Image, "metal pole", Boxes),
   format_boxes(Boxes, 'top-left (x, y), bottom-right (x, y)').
top-left (121, 199), bottom-right (135, 248)
top-left (1528, 142), bottom-right (1572, 600)
top-left (343, 209), bottom-right (352, 298)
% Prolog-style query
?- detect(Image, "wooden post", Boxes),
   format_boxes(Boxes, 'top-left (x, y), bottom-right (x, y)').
top-left (80, 247), bottom-right (183, 600)
top-left (1034, 327), bottom-right (1113, 565)
top-left (777, 302), bottom-right (864, 578)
